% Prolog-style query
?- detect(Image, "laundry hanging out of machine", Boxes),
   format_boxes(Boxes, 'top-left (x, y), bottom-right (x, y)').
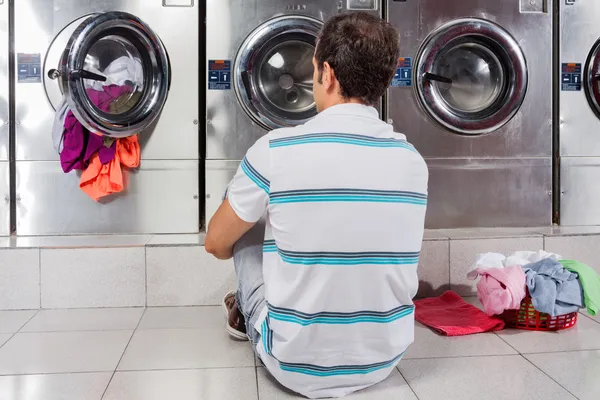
top-left (51, 56), bottom-right (143, 201)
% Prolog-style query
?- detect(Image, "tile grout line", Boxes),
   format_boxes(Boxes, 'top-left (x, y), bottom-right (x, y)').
top-left (396, 366), bottom-right (421, 400)
top-left (99, 308), bottom-right (146, 400)
top-left (0, 309), bottom-right (41, 351)
top-left (16, 309), bottom-right (41, 333)
top-left (521, 355), bottom-right (580, 399)
top-left (447, 239), bottom-right (451, 291)
top-left (144, 248), bottom-right (148, 308)
top-left (255, 365), bottom-right (260, 400)
top-left (38, 248), bottom-right (42, 309)
top-left (0, 366), bottom-right (257, 377)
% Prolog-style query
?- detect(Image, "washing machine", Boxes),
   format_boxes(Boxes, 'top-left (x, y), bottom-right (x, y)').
top-left (14, 0), bottom-right (199, 235)
top-left (559, 0), bottom-right (600, 225)
top-left (205, 0), bottom-right (382, 222)
top-left (0, 1), bottom-right (9, 236)
top-left (386, 0), bottom-right (553, 228)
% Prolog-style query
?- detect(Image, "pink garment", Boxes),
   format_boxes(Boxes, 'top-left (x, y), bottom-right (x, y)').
top-left (472, 266), bottom-right (527, 316)
top-left (86, 84), bottom-right (133, 112)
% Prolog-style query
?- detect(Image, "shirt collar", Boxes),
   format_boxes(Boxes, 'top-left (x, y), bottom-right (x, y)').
top-left (315, 103), bottom-right (380, 120)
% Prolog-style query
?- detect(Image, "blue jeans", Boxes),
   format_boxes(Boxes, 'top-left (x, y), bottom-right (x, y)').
top-left (233, 220), bottom-right (266, 347)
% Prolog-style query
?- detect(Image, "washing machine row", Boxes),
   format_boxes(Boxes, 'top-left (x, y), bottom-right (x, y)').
top-left (0, 0), bottom-right (591, 234)
top-left (206, 0), bottom-right (553, 229)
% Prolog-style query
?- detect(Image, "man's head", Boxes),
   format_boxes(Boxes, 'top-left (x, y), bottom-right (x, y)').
top-left (312, 12), bottom-right (400, 112)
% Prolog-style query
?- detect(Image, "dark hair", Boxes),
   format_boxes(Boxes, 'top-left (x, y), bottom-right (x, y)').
top-left (315, 12), bottom-right (400, 105)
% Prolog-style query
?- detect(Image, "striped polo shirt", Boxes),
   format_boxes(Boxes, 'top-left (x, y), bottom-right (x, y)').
top-left (227, 104), bottom-right (428, 398)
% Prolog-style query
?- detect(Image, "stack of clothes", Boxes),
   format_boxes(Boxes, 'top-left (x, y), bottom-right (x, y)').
top-left (51, 56), bottom-right (143, 201)
top-left (467, 250), bottom-right (600, 318)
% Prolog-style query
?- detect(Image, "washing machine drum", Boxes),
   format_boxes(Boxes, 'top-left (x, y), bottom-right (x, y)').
top-left (46, 11), bottom-right (170, 138)
top-left (415, 18), bottom-right (528, 135)
top-left (234, 15), bottom-right (322, 130)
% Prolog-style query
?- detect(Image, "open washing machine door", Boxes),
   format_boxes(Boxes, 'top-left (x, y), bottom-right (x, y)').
top-left (44, 11), bottom-right (170, 138)
top-left (234, 15), bottom-right (322, 130)
top-left (584, 39), bottom-right (600, 119)
top-left (414, 18), bottom-right (527, 136)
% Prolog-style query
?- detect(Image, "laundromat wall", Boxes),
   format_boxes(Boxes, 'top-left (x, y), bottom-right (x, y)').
top-left (3, 0), bottom-right (201, 236)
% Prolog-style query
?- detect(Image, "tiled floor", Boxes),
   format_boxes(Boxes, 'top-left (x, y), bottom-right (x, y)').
top-left (0, 305), bottom-right (599, 400)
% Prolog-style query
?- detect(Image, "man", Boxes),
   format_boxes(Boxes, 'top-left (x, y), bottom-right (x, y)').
top-left (206, 12), bottom-right (428, 399)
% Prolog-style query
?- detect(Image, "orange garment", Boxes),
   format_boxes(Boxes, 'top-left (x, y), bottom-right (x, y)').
top-left (80, 135), bottom-right (140, 201)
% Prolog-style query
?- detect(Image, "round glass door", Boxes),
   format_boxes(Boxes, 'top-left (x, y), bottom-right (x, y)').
top-left (584, 39), bottom-right (600, 118)
top-left (415, 18), bottom-right (527, 135)
top-left (234, 15), bottom-right (322, 130)
top-left (45, 11), bottom-right (170, 138)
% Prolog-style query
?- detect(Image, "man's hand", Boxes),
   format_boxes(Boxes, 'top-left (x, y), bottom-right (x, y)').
top-left (205, 198), bottom-right (255, 260)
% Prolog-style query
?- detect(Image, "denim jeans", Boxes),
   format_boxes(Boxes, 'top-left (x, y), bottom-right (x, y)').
top-left (233, 220), bottom-right (266, 347)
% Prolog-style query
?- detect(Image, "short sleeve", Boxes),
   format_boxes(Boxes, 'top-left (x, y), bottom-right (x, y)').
top-left (226, 136), bottom-right (270, 223)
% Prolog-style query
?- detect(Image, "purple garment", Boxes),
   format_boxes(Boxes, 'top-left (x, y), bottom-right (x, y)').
top-left (86, 84), bottom-right (133, 112)
top-left (59, 85), bottom-right (131, 173)
top-left (59, 111), bottom-right (116, 173)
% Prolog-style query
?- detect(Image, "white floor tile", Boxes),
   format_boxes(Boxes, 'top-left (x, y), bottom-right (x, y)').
top-left (496, 316), bottom-right (600, 353)
top-left (118, 328), bottom-right (254, 371)
top-left (138, 307), bottom-right (222, 330)
top-left (404, 324), bottom-right (517, 359)
top-left (257, 367), bottom-right (418, 399)
top-left (399, 355), bottom-right (576, 400)
top-left (0, 330), bottom-right (133, 374)
top-left (103, 368), bottom-right (258, 400)
top-left (0, 372), bottom-right (112, 400)
top-left (21, 308), bottom-right (144, 332)
top-left (0, 334), bottom-right (11, 347)
top-left (0, 310), bottom-right (38, 333)
top-left (526, 351), bottom-right (600, 400)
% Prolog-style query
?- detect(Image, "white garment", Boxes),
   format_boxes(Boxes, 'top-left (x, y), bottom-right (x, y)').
top-left (467, 250), bottom-right (562, 280)
top-left (52, 99), bottom-right (70, 153)
top-left (84, 56), bottom-right (143, 91)
top-left (226, 104), bottom-right (429, 399)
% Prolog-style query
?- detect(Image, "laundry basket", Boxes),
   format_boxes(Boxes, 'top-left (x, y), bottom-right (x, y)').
top-left (499, 291), bottom-right (578, 331)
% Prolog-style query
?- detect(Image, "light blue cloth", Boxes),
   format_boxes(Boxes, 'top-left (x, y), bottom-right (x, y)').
top-left (522, 258), bottom-right (584, 317)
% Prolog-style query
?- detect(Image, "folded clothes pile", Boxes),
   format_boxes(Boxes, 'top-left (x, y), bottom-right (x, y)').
top-left (467, 250), bottom-right (600, 318)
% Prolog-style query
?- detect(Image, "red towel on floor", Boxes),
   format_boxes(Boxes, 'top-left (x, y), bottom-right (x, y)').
top-left (414, 291), bottom-right (505, 336)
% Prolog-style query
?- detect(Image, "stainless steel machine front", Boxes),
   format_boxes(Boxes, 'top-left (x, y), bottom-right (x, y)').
top-left (0, 1), bottom-right (10, 235)
top-left (205, 0), bottom-right (382, 223)
top-left (559, 1), bottom-right (600, 225)
top-left (14, 0), bottom-right (199, 235)
top-left (386, 0), bottom-right (553, 228)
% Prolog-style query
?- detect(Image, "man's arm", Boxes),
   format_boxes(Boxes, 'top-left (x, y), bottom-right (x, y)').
top-left (205, 198), bottom-right (255, 260)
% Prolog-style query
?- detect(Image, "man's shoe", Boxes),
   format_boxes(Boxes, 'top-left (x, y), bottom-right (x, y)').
top-left (223, 291), bottom-right (249, 341)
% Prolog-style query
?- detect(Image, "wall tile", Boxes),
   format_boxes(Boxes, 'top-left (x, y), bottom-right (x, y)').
top-left (545, 235), bottom-right (600, 273)
top-left (146, 246), bottom-right (236, 306)
top-left (41, 248), bottom-right (145, 308)
top-left (0, 249), bottom-right (40, 310)
top-left (417, 240), bottom-right (450, 298)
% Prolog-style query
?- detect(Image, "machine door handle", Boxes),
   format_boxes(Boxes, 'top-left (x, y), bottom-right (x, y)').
top-left (70, 69), bottom-right (107, 82)
top-left (423, 72), bottom-right (453, 84)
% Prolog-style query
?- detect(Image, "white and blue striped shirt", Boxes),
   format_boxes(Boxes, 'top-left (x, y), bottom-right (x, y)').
top-left (227, 104), bottom-right (428, 398)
